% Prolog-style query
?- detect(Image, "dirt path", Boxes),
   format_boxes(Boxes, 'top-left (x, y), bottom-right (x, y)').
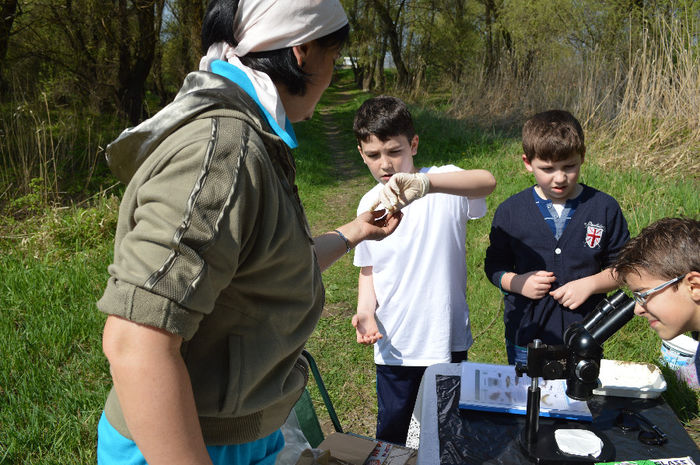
top-left (317, 89), bottom-right (366, 207)
top-left (319, 110), bottom-right (361, 179)
top-left (313, 86), bottom-right (369, 324)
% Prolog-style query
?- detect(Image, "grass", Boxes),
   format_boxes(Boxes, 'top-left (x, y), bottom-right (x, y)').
top-left (0, 197), bottom-right (118, 464)
top-left (0, 71), bottom-right (698, 462)
top-left (299, 72), bottom-right (700, 439)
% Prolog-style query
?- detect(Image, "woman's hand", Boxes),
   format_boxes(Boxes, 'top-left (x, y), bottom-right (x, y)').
top-left (314, 210), bottom-right (403, 271)
top-left (350, 208), bottom-right (404, 242)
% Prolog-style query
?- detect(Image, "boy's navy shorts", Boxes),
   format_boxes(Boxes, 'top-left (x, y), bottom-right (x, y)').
top-left (376, 351), bottom-right (467, 445)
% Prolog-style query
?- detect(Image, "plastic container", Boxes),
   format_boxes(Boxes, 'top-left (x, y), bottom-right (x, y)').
top-left (592, 359), bottom-right (667, 398)
top-left (660, 334), bottom-right (698, 370)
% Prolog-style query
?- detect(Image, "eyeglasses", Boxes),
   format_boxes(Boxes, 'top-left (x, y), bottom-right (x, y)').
top-left (632, 275), bottom-right (684, 305)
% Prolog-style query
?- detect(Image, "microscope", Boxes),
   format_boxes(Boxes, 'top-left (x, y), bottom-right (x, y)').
top-left (515, 290), bottom-right (637, 464)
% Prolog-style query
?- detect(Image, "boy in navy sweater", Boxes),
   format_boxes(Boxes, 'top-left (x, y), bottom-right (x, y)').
top-left (484, 110), bottom-right (629, 365)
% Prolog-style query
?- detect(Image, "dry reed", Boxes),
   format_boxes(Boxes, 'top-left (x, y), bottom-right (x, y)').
top-left (449, 14), bottom-right (699, 179)
top-left (0, 87), bottom-right (111, 212)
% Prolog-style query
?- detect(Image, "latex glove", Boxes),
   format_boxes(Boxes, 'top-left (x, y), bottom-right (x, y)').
top-left (371, 172), bottom-right (430, 213)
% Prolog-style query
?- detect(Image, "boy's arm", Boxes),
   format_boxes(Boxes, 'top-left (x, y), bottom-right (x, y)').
top-left (550, 197), bottom-right (629, 310)
top-left (501, 271), bottom-right (557, 300)
top-left (485, 208), bottom-right (556, 300)
top-left (426, 169), bottom-right (496, 198)
top-left (549, 267), bottom-right (619, 310)
top-left (352, 266), bottom-right (383, 345)
top-left (371, 169), bottom-right (496, 213)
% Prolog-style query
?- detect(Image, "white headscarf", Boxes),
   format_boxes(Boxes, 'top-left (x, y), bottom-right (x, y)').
top-left (199, 0), bottom-right (348, 128)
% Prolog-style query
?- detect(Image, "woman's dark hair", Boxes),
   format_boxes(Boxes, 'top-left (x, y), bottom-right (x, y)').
top-left (201, 0), bottom-right (349, 96)
top-left (201, 0), bottom-right (238, 54)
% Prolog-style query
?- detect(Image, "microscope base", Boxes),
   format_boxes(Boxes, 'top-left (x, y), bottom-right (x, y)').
top-left (519, 422), bottom-right (615, 465)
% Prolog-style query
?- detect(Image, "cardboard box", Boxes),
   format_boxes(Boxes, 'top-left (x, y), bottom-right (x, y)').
top-left (294, 432), bottom-right (417, 465)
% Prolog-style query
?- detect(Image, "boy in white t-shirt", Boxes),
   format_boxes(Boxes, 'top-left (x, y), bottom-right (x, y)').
top-left (351, 96), bottom-right (496, 445)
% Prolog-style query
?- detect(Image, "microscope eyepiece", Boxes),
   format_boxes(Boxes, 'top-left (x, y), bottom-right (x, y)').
top-left (564, 290), bottom-right (635, 400)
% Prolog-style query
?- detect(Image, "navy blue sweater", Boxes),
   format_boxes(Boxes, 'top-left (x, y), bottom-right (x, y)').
top-left (484, 185), bottom-right (629, 346)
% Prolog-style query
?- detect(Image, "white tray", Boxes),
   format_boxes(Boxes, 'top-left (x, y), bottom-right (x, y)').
top-left (592, 359), bottom-right (667, 398)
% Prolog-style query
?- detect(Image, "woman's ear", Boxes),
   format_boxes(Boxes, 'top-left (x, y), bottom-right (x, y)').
top-left (292, 43), bottom-right (309, 68)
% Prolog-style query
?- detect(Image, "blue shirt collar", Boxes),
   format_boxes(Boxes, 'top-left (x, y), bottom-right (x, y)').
top-left (210, 60), bottom-right (298, 149)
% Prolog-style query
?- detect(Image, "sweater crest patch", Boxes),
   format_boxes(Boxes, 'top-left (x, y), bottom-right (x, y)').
top-left (584, 221), bottom-right (604, 248)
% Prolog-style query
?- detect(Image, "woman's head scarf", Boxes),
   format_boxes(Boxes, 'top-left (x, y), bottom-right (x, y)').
top-left (199, 0), bottom-right (348, 129)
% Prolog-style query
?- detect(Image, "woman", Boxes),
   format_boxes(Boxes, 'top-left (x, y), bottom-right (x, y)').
top-left (96, 1), bottom-right (401, 464)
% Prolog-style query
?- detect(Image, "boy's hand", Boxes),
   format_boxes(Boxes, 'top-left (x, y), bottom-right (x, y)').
top-left (352, 313), bottom-right (383, 345)
top-left (370, 172), bottom-right (430, 213)
top-left (510, 271), bottom-right (556, 299)
top-left (550, 278), bottom-right (595, 310)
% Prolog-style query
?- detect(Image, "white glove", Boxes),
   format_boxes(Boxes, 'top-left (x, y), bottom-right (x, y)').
top-left (371, 172), bottom-right (430, 213)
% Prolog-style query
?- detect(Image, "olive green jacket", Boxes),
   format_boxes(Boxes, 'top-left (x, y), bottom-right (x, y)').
top-left (98, 71), bottom-right (324, 445)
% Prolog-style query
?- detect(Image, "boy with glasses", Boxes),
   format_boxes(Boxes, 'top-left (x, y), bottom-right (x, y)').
top-left (614, 217), bottom-right (700, 385)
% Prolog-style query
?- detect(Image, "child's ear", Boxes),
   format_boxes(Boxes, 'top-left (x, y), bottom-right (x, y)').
top-left (357, 145), bottom-right (367, 163)
top-left (686, 271), bottom-right (700, 303)
top-left (410, 135), bottom-right (419, 156)
top-left (522, 154), bottom-right (533, 172)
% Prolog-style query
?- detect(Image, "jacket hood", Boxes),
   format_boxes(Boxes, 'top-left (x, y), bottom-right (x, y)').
top-left (106, 72), bottom-right (264, 184)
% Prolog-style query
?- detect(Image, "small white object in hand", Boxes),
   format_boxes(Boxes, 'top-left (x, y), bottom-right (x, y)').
top-left (554, 429), bottom-right (603, 457)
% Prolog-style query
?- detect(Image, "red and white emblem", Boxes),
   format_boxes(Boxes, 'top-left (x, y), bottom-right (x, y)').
top-left (585, 222), bottom-right (604, 248)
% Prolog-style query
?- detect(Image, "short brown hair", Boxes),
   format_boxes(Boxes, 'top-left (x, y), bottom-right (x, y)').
top-left (353, 96), bottom-right (416, 145)
top-left (522, 110), bottom-right (585, 162)
top-left (615, 217), bottom-right (700, 284)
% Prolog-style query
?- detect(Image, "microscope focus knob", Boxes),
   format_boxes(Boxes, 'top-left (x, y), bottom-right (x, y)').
top-left (543, 360), bottom-right (565, 379)
top-left (574, 359), bottom-right (600, 383)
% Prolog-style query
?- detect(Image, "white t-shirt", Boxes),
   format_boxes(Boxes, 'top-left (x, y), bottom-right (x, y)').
top-left (354, 165), bottom-right (487, 366)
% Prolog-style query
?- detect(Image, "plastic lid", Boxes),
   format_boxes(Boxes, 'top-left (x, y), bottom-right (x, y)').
top-left (662, 334), bottom-right (699, 353)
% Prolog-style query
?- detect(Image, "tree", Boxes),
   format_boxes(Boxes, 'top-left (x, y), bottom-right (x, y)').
top-left (0, 0), bottom-right (19, 92)
top-left (372, 0), bottom-right (411, 89)
top-left (344, 0), bottom-right (378, 90)
top-left (115, 0), bottom-right (162, 124)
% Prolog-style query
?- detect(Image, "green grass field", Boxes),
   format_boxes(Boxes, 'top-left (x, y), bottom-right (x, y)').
top-left (0, 73), bottom-right (698, 463)
top-left (298, 76), bottom-right (699, 439)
